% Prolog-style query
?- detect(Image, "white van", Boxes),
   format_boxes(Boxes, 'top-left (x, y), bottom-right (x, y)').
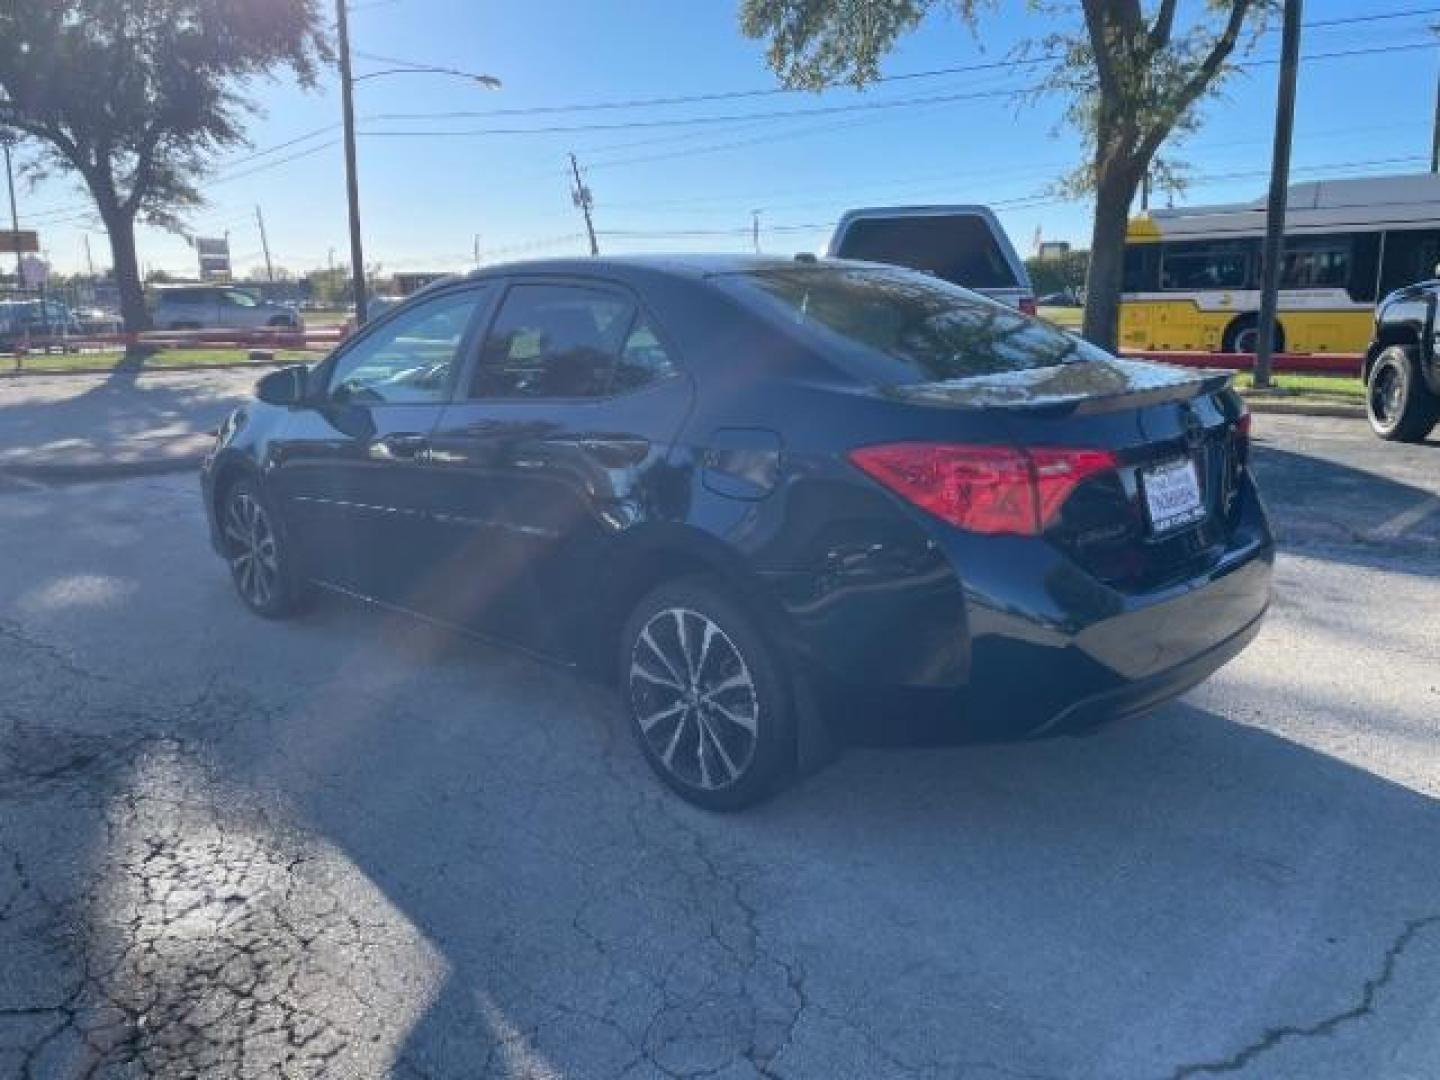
top-left (827, 205), bottom-right (1037, 314)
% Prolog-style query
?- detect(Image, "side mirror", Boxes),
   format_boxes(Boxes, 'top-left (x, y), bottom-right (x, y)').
top-left (255, 364), bottom-right (309, 408)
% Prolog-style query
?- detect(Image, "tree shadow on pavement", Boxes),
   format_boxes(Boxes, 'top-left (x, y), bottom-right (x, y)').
top-left (0, 369), bottom-right (254, 472)
top-left (1252, 443), bottom-right (1440, 578)
top-left (3, 477), bottom-right (1439, 1079)
top-left (235, 601), bottom-right (1440, 1080)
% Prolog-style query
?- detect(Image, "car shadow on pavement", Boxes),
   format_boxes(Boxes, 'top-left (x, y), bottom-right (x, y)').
top-left (231, 601), bottom-right (1440, 1079)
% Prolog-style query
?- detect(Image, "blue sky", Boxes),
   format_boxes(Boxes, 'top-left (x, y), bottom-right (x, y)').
top-left (18, 0), bottom-right (1440, 278)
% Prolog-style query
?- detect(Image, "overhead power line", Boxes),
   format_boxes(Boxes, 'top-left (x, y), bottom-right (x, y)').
top-left (358, 6), bottom-right (1440, 122)
top-left (358, 42), bottom-right (1436, 138)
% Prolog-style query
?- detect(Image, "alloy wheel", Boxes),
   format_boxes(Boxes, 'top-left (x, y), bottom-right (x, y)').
top-left (628, 607), bottom-right (759, 791)
top-left (1370, 363), bottom-right (1402, 428)
top-left (224, 490), bottom-right (280, 610)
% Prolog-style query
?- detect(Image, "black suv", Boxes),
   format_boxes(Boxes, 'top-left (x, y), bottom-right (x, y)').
top-left (202, 256), bottom-right (1272, 809)
top-left (1365, 277), bottom-right (1440, 441)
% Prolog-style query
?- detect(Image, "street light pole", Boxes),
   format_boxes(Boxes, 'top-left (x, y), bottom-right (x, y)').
top-left (3, 137), bottom-right (21, 281)
top-left (335, 0), bottom-right (368, 325)
top-left (1254, 0), bottom-right (1302, 390)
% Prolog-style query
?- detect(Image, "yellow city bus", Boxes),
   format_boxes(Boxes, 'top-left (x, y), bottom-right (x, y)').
top-left (1119, 172), bottom-right (1440, 355)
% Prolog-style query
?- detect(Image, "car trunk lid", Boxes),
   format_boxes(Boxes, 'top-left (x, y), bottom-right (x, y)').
top-left (887, 358), bottom-right (1248, 592)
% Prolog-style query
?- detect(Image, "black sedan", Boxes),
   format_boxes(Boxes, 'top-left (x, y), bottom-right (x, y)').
top-left (202, 256), bottom-right (1273, 809)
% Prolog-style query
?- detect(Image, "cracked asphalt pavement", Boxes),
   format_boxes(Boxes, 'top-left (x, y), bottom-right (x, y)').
top-left (1, 413), bottom-right (1439, 1078)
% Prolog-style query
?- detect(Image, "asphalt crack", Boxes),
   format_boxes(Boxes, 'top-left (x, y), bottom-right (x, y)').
top-left (1169, 914), bottom-right (1440, 1078)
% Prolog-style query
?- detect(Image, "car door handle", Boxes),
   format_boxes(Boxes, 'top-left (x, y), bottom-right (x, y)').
top-left (372, 432), bottom-right (430, 461)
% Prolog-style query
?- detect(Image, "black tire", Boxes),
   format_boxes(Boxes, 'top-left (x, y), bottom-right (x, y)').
top-left (1222, 315), bottom-right (1281, 355)
top-left (620, 577), bottom-right (795, 811)
top-left (1367, 345), bottom-right (1440, 442)
top-left (218, 476), bottom-right (310, 618)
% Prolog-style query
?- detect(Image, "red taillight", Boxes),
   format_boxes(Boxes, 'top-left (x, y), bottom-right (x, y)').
top-left (1233, 411), bottom-right (1252, 464)
top-left (848, 443), bottom-right (1117, 536)
top-left (1018, 297), bottom-right (1038, 317)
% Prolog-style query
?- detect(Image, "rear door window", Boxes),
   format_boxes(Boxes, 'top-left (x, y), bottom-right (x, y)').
top-left (726, 266), bottom-right (1107, 383)
top-left (833, 215), bottom-right (1020, 290)
top-left (470, 284), bottom-right (636, 399)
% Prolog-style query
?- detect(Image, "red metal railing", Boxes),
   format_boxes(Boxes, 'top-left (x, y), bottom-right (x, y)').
top-left (3, 326), bottom-right (348, 371)
top-left (1123, 350), bottom-right (1362, 376)
top-left (5, 326), bottom-right (1365, 379)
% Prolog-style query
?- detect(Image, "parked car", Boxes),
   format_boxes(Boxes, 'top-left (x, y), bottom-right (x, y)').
top-left (202, 256), bottom-right (1273, 809)
top-left (827, 205), bottom-right (1038, 314)
top-left (0, 298), bottom-right (81, 351)
top-left (150, 285), bottom-right (303, 331)
top-left (73, 307), bottom-right (124, 335)
top-left (1364, 271), bottom-right (1440, 441)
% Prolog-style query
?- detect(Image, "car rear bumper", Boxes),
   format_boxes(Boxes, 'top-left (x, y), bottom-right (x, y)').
top-left (1035, 603), bottom-right (1266, 735)
top-left (766, 480), bottom-right (1274, 736)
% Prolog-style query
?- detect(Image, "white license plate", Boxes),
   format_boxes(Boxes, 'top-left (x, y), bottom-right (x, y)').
top-left (1141, 458), bottom-right (1205, 534)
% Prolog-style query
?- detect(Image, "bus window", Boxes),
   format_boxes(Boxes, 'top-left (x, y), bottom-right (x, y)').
top-left (1122, 245), bottom-right (1160, 292)
top-left (1280, 235), bottom-right (1351, 289)
top-left (1346, 233), bottom-right (1381, 303)
top-left (1379, 229), bottom-right (1440, 296)
top-left (1160, 240), bottom-right (1252, 290)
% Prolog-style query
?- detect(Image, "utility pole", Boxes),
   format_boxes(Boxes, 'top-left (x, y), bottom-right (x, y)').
top-left (336, 0), bottom-right (368, 323)
top-left (2, 136), bottom-right (21, 281)
top-left (1254, 0), bottom-right (1302, 390)
top-left (1431, 61), bottom-right (1440, 172)
top-left (255, 205), bottom-right (275, 283)
top-left (84, 234), bottom-right (95, 277)
top-left (473, 233), bottom-right (481, 265)
top-left (569, 153), bottom-right (599, 256)
top-left (751, 209), bottom-right (762, 254)
top-left (1140, 172), bottom-right (1151, 212)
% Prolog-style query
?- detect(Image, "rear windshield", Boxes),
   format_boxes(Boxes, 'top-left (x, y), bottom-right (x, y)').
top-left (833, 214), bottom-right (1021, 290)
top-left (726, 266), bottom-right (1107, 383)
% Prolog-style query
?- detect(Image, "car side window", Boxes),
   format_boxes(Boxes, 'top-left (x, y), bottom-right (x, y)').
top-left (611, 316), bottom-right (679, 393)
top-left (471, 284), bottom-right (634, 399)
top-left (223, 290), bottom-right (258, 308)
top-left (326, 289), bottom-right (485, 405)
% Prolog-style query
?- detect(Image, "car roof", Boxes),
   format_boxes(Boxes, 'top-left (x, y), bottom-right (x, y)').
top-left (456, 253), bottom-right (833, 285)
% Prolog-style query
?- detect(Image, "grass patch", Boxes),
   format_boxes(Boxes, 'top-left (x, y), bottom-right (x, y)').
top-left (8, 348), bottom-right (321, 373)
top-left (1037, 305), bottom-right (1083, 329)
top-left (1233, 371), bottom-right (1363, 401)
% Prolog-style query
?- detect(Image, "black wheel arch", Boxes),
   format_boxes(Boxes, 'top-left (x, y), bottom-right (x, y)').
top-left (590, 524), bottom-right (795, 683)
top-left (208, 454), bottom-right (268, 547)
top-left (1222, 312), bottom-right (1283, 354)
top-left (598, 523), bottom-right (837, 779)
top-left (1365, 323), bottom-right (1422, 385)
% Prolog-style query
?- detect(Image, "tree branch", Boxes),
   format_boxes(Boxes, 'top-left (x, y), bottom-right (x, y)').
top-left (1148, 0), bottom-right (1179, 52)
top-left (123, 122), bottom-right (166, 216)
top-left (1137, 0), bottom-right (1253, 165)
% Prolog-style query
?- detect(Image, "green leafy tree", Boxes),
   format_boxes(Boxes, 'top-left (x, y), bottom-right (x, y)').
top-left (1026, 249), bottom-right (1090, 298)
top-left (0, 1), bottom-right (329, 334)
top-left (741, 0), bottom-right (1270, 351)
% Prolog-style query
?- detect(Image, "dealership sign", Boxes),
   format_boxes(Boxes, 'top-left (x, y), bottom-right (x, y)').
top-left (195, 236), bottom-right (232, 280)
top-left (0, 230), bottom-right (39, 254)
